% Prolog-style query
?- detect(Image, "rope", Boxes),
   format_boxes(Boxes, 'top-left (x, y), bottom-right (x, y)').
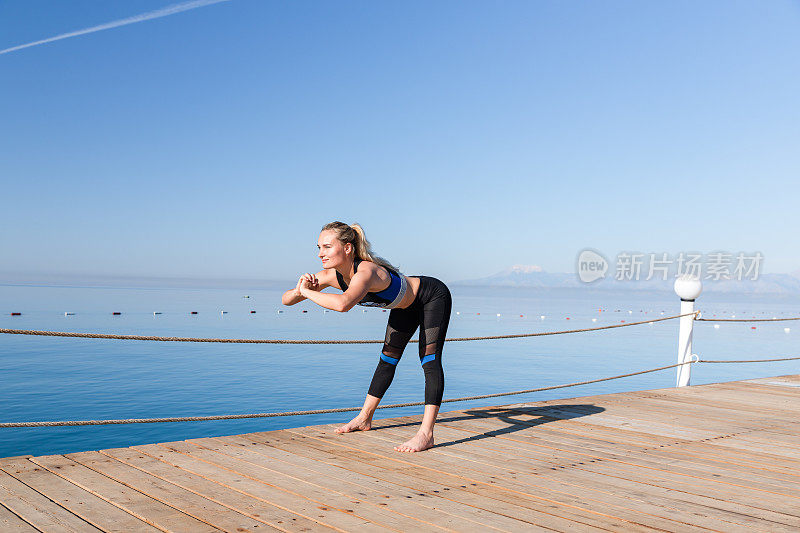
top-left (0, 361), bottom-right (698, 427)
top-left (696, 317), bottom-right (800, 322)
top-left (700, 356), bottom-right (800, 363)
top-left (2, 353), bottom-right (794, 428)
top-left (0, 311), bottom-right (696, 344)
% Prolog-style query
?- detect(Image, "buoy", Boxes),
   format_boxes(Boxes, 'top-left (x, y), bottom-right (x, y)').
top-left (628, 310), bottom-right (633, 314)
top-left (251, 310), bottom-right (257, 314)
top-left (153, 312), bottom-right (162, 315)
top-left (784, 328), bottom-right (790, 333)
top-left (456, 311), bottom-right (460, 315)
top-left (323, 310), bottom-right (329, 313)
top-left (220, 311), bottom-right (227, 314)
top-left (540, 315), bottom-right (545, 320)
top-left (591, 318), bottom-right (597, 322)
top-left (277, 310), bottom-right (283, 313)
top-left (477, 313), bottom-right (480, 315)
top-left (648, 321), bottom-right (654, 325)
top-left (11, 312), bottom-right (21, 316)
top-left (190, 311), bottom-right (198, 315)
top-left (621, 320), bottom-right (625, 323)
top-left (751, 326), bottom-right (756, 329)
top-left (64, 312), bottom-right (75, 316)
top-left (112, 312), bottom-right (121, 315)
top-left (301, 310), bottom-right (307, 313)
top-left (382, 309), bottom-right (387, 312)
top-left (243, 296), bottom-right (250, 298)
top-left (566, 317), bottom-right (570, 320)
top-left (496, 313), bottom-right (501, 317)
top-left (731, 315), bottom-right (736, 318)
top-left (714, 324), bottom-right (720, 329)
top-left (519, 314), bottom-right (524, 318)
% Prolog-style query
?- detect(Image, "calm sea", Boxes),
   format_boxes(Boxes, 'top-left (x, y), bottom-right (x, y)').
top-left (1, 282), bottom-right (798, 458)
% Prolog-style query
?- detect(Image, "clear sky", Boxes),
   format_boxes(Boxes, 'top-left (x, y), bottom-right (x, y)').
top-left (1, 0), bottom-right (799, 283)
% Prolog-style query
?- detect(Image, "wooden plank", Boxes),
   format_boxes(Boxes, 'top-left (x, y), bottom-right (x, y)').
top-left (0, 458), bottom-right (160, 532)
top-left (402, 417), bottom-right (800, 525)
top-left (99, 446), bottom-right (327, 532)
top-left (133, 441), bottom-right (394, 532)
top-left (0, 469), bottom-right (103, 532)
top-left (65, 451), bottom-right (276, 533)
top-left (352, 420), bottom-right (800, 531)
top-left (471, 416), bottom-right (800, 487)
top-left (0, 503), bottom-right (39, 532)
top-left (354, 415), bottom-right (800, 514)
top-left (283, 426), bottom-right (662, 532)
top-left (237, 431), bottom-right (573, 532)
top-left (541, 396), bottom-right (800, 457)
top-left (165, 438), bottom-right (451, 532)
top-left (29, 455), bottom-right (221, 532)
top-left (254, 430), bottom-right (612, 532)
top-left (437, 409), bottom-right (800, 487)
top-left (200, 435), bottom-right (519, 532)
top-left (423, 412), bottom-right (800, 504)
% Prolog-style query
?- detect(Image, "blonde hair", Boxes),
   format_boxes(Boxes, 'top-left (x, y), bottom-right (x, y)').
top-left (321, 221), bottom-right (399, 272)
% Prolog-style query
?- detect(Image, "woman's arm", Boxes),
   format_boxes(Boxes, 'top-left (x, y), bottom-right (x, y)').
top-left (281, 269), bottom-right (336, 306)
top-left (300, 268), bottom-right (372, 312)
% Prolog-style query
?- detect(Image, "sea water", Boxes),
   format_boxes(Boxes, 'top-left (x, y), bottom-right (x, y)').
top-left (1, 282), bottom-right (798, 458)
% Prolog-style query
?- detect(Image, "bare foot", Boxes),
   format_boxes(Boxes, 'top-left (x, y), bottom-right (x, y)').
top-left (394, 431), bottom-right (434, 452)
top-left (335, 416), bottom-right (372, 434)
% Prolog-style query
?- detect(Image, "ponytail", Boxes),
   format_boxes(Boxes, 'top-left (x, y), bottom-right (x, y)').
top-left (321, 221), bottom-right (399, 272)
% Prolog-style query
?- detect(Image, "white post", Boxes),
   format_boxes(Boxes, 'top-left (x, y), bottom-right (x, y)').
top-left (674, 276), bottom-right (702, 387)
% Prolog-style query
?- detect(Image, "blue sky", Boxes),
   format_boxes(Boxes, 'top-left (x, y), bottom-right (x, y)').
top-left (1, 0), bottom-right (799, 283)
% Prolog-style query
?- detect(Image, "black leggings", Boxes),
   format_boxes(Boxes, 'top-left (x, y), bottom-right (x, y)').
top-left (367, 276), bottom-right (452, 406)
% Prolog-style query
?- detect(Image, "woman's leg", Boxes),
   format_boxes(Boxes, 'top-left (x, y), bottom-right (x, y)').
top-left (336, 305), bottom-right (419, 434)
top-left (395, 279), bottom-right (451, 452)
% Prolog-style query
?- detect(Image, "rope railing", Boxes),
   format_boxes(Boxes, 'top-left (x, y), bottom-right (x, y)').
top-left (696, 316), bottom-right (800, 322)
top-left (0, 311), bottom-right (697, 344)
top-left (2, 355), bottom-right (796, 428)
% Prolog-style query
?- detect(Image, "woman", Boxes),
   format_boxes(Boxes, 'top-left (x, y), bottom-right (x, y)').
top-left (282, 221), bottom-right (452, 452)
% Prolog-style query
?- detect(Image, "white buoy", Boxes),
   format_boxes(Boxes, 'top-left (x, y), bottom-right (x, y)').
top-left (648, 322), bottom-right (654, 325)
top-left (496, 313), bottom-right (501, 317)
top-left (540, 315), bottom-right (546, 320)
top-left (731, 315), bottom-right (736, 318)
top-left (628, 310), bottom-right (633, 314)
top-left (591, 318), bottom-right (597, 322)
top-left (456, 311), bottom-right (460, 315)
top-left (714, 324), bottom-right (720, 329)
top-left (785, 327), bottom-right (791, 333)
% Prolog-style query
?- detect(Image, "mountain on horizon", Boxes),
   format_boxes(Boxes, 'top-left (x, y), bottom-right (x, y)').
top-left (456, 264), bottom-right (800, 294)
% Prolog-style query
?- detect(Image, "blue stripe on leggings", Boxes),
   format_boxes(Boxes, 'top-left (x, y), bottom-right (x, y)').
top-left (380, 353), bottom-right (400, 365)
top-left (420, 353), bottom-right (437, 365)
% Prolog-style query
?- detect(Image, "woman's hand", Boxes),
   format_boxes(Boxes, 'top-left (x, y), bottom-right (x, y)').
top-left (297, 273), bottom-right (319, 295)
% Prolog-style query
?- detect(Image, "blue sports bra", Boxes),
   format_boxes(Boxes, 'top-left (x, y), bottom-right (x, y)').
top-left (335, 258), bottom-right (408, 308)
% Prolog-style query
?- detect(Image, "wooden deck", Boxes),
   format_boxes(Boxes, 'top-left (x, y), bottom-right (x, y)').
top-left (1, 375), bottom-right (799, 532)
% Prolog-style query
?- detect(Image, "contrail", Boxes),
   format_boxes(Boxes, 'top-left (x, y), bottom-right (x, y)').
top-left (0, 0), bottom-right (232, 56)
